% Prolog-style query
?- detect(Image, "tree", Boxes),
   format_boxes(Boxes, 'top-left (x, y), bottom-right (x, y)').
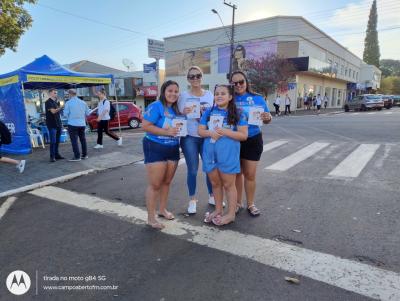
top-left (380, 59), bottom-right (400, 77)
top-left (392, 77), bottom-right (400, 94)
top-left (245, 54), bottom-right (295, 97)
top-left (0, 0), bottom-right (37, 57)
top-left (363, 0), bottom-right (380, 67)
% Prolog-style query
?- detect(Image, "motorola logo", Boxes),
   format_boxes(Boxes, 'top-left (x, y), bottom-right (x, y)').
top-left (6, 270), bottom-right (31, 295)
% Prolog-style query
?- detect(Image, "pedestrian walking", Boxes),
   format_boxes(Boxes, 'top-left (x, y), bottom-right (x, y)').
top-left (198, 84), bottom-right (248, 226)
top-left (284, 94), bottom-right (291, 115)
top-left (178, 66), bottom-right (214, 214)
top-left (230, 71), bottom-right (272, 217)
top-left (312, 95), bottom-right (317, 111)
top-left (273, 95), bottom-right (281, 116)
top-left (93, 88), bottom-right (121, 149)
top-left (0, 120), bottom-right (26, 173)
top-left (45, 88), bottom-right (64, 162)
top-left (316, 93), bottom-right (322, 115)
top-left (142, 80), bottom-right (181, 229)
top-left (63, 89), bottom-right (90, 161)
top-left (323, 93), bottom-right (329, 109)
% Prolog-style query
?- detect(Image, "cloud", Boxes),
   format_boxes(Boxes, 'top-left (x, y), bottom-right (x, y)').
top-left (323, 0), bottom-right (400, 59)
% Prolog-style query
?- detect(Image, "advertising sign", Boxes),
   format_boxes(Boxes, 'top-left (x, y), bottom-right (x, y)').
top-left (148, 39), bottom-right (165, 59)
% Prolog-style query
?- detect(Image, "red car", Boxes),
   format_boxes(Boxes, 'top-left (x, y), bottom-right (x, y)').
top-left (87, 101), bottom-right (143, 130)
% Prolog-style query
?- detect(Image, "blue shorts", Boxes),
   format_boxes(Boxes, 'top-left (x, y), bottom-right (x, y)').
top-left (143, 137), bottom-right (180, 164)
top-left (202, 137), bottom-right (240, 174)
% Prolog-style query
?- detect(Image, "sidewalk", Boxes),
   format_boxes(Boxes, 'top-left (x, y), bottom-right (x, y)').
top-left (273, 108), bottom-right (343, 117)
top-left (0, 129), bottom-right (146, 196)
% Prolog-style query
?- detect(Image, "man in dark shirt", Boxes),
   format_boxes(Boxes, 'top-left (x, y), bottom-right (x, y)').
top-left (45, 88), bottom-right (64, 162)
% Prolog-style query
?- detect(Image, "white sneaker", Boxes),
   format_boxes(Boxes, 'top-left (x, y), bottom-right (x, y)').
top-left (208, 196), bottom-right (225, 207)
top-left (117, 137), bottom-right (122, 146)
top-left (17, 160), bottom-right (26, 173)
top-left (187, 200), bottom-right (197, 214)
top-left (93, 144), bottom-right (103, 149)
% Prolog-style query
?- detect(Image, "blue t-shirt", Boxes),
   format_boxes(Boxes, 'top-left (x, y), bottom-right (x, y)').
top-left (143, 100), bottom-right (179, 146)
top-left (199, 106), bottom-right (247, 136)
top-left (234, 93), bottom-right (270, 138)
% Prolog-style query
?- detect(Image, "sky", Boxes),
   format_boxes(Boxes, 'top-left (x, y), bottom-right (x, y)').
top-left (1, 0), bottom-right (399, 73)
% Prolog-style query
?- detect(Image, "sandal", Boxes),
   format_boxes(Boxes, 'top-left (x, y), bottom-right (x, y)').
top-left (235, 204), bottom-right (243, 215)
top-left (158, 212), bottom-right (175, 220)
top-left (247, 205), bottom-right (260, 217)
top-left (147, 221), bottom-right (165, 230)
top-left (211, 214), bottom-right (223, 226)
top-left (203, 212), bottom-right (213, 223)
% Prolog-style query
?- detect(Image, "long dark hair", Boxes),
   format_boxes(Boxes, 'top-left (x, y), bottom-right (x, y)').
top-left (230, 70), bottom-right (260, 96)
top-left (213, 84), bottom-right (239, 126)
top-left (159, 80), bottom-right (179, 114)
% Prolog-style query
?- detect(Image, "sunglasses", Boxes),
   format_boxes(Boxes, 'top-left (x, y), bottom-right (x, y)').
top-left (231, 79), bottom-right (245, 86)
top-left (187, 74), bottom-right (202, 80)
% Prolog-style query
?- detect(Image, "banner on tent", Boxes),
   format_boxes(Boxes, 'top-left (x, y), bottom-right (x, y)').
top-left (26, 74), bottom-right (112, 84)
top-left (0, 75), bottom-right (19, 87)
top-left (0, 82), bottom-right (31, 154)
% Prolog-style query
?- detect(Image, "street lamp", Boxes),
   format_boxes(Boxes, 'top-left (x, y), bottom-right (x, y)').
top-left (212, 1), bottom-right (237, 79)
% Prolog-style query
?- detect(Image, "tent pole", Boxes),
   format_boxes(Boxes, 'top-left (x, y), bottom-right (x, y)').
top-left (114, 83), bottom-right (122, 137)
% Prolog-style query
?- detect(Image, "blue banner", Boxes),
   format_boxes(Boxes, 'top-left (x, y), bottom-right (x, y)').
top-left (143, 62), bottom-right (157, 73)
top-left (0, 83), bottom-right (31, 154)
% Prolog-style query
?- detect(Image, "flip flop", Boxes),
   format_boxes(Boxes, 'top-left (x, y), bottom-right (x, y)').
top-left (211, 214), bottom-right (223, 226)
top-left (204, 212), bottom-right (213, 223)
top-left (158, 212), bottom-right (175, 220)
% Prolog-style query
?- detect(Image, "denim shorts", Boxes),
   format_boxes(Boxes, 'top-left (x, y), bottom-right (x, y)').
top-left (143, 137), bottom-right (180, 164)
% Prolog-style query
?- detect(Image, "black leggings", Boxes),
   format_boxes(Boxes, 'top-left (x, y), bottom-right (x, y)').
top-left (97, 120), bottom-right (119, 145)
top-left (273, 103), bottom-right (280, 115)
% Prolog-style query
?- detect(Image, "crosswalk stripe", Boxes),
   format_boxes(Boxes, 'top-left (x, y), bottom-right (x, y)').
top-left (263, 140), bottom-right (288, 153)
top-left (0, 197), bottom-right (17, 221)
top-left (367, 112), bottom-right (376, 115)
top-left (351, 113), bottom-right (360, 115)
top-left (328, 144), bottom-right (380, 178)
top-left (265, 142), bottom-right (330, 171)
top-left (29, 186), bottom-right (400, 301)
top-left (384, 112), bottom-right (393, 115)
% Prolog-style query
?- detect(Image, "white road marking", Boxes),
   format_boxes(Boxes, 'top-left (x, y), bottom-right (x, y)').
top-left (328, 144), bottom-right (380, 178)
top-left (263, 140), bottom-right (288, 153)
top-left (351, 113), bottom-right (360, 115)
top-left (367, 112), bottom-right (376, 115)
top-left (384, 112), bottom-right (393, 115)
top-left (0, 197), bottom-right (17, 221)
top-left (29, 186), bottom-right (400, 301)
top-left (265, 142), bottom-right (330, 171)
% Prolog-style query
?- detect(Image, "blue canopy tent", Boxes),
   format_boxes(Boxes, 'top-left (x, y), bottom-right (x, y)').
top-left (0, 55), bottom-right (113, 155)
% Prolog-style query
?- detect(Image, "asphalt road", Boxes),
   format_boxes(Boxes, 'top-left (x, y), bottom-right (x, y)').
top-left (1, 107), bottom-right (399, 301)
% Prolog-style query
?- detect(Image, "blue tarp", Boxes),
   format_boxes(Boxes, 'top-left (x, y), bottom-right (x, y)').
top-left (0, 55), bottom-right (113, 155)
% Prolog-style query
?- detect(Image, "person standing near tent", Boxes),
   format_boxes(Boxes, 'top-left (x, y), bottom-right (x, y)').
top-left (45, 88), bottom-right (64, 162)
top-left (63, 89), bottom-right (90, 161)
top-left (93, 88), bottom-right (122, 149)
top-left (0, 120), bottom-right (26, 173)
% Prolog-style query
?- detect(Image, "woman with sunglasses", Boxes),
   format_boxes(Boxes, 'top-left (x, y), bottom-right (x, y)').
top-left (178, 66), bottom-right (214, 215)
top-left (230, 71), bottom-right (272, 216)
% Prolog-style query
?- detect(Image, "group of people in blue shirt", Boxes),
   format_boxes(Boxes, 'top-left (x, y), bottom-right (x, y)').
top-left (142, 66), bottom-right (272, 229)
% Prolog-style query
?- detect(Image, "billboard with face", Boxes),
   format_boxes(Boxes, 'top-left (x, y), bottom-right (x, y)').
top-left (166, 48), bottom-right (211, 76)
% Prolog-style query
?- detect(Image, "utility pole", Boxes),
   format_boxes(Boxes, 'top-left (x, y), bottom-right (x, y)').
top-left (224, 1), bottom-right (237, 80)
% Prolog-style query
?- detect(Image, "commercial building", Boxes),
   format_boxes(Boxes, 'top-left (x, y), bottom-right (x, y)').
top-left (164, 16), bottom-right (381, 111)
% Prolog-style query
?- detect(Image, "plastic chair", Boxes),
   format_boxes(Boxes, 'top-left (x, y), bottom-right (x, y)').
top-left (28, 127), bottom-right (45, 148)
top-left (39, 125), bottom-right (50, 143)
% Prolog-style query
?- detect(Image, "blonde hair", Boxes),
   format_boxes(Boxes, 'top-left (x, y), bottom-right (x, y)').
top-left (186, 66), bottom-right (203, 78)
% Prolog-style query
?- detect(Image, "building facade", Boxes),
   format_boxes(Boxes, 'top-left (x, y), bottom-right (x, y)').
top-left (164, 16), bottom-right (380, 111)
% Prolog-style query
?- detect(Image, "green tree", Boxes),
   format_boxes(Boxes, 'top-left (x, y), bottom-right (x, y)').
top-left (380, 59), bottom-right (400, 77)
top-left (363, 0), bottom-right (380, 67)
top-left (246, 54), bottom-right (295, 97)
top-left (379, 77), bottom-right (393, 94)
top-left (0, 0), bottom-right (37, 57)
top-left (392, 77), bottom-right (400, 94)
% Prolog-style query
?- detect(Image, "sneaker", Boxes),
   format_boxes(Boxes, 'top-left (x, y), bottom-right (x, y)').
top-left (69, 157), bottom-right (81, 162)
top-left (49, 158), bottom-right (56, 163)
top-left (208, 196), bottom-right (226, 207)
top-left (117, 137), bottom-right (122, 146)
top-left (55, 155), bottom-right (65, 160)
top-left (93, 144), bottom-right (103, 149)
top-left (81, 155), bottom-right (89, 160)
top-left (187, 200), bottom-right (197, 214)
top-left (17, 160), bottom-right (26, 173)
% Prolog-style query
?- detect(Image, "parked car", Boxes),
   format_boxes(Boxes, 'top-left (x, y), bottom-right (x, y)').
top-left (86, 102), bottom-right (143, 130)
top-left (378, 94), bottom-right (393, 109)
top-left (344, 94), bottom-right (384, 112)
top-left (391, 95), bottom-right (400, 106)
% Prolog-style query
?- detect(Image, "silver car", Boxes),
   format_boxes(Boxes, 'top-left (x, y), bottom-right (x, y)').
top-left (344, 94), bottom-right (384, 112)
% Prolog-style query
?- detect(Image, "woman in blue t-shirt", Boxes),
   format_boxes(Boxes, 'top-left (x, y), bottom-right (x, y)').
top-left (142, 80), bottom-right (180, 229)
top-left (230, 71), bottom-right (272, 217)
top-left (198, 85), bottom-right (248, 226)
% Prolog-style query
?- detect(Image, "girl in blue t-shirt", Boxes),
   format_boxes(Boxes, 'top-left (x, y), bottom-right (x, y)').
top-left (198, 85), bottom-right (248, 226)
top-left (142, 80), bottom-right (180, 229)
top-left (230, 71), bottom-right (272, 217)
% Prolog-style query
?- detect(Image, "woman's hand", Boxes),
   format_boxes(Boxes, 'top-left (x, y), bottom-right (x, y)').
top-left (214, 127), bottom-right (228, 136)
top-left (210, 130), bottom-right (221, 141)
top-left (166, 126), bottom-right (179, 137)
top-left (261, 112), bottom-right (272, 124)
